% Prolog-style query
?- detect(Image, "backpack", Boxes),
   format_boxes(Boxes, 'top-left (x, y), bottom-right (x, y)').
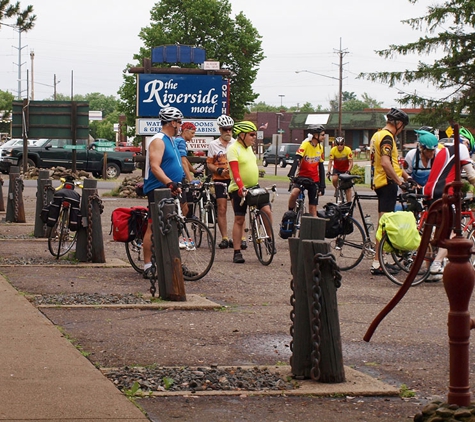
top-left (110, 206), bottom-right (148, 242)
top-left (376, 211), bottom-right (421, 252)
top-left (279, 210), bottom-right (297, 239)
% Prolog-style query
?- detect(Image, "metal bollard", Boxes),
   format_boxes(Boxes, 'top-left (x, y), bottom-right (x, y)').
top-left (0, 175), bottom-right (5, 212)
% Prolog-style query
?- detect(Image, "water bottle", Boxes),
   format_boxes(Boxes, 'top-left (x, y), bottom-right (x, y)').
top-left (364, 214), bottom-right (374, 232)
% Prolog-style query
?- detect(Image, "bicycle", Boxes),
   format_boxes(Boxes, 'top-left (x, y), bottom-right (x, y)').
top-left (378, 192), bottom-right (475, 286)
top-left (47, 176), bottom-right (83, 259)
top-left (377, 190), bottom-right (435, 286)
top-left (288, 176), bottom-right (312, 238)
top-left (324, 173), bottom-right (377, 271)
top-left (126, 188), bottom-right (215, 282)
top-left (241, 185), bottom-right (277, 265)
top-left (191, 175), bottom-right (217, 246)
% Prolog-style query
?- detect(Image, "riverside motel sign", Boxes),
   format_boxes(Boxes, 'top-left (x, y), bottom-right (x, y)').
top-left (136, 73), bottom-right (230, 152)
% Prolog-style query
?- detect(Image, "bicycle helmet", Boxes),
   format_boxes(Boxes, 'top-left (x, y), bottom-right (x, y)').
top-left (158, 106), bottom-right (183, 122)
top-left (386, 108), bottom-right (409, 126)
top-left (307, 124), bottom-right (325, 134)
top-left (335, 137), bottom-right (345, 146)
top-left (460, 127), bottom-right (475, 153)
top-left (414, 130), bottom-right (438, 150)
top-left (419, 125), bottom-right (434, 133)
top-left (233, 121), bottom-right (257, 137)
top-left (217, 115), bottom-right (234, 127)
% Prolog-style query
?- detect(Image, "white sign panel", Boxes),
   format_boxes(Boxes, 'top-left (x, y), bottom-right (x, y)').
top-left (136, 118), bottom-right (220, 136)
top-left (305, 114), bottom-right (330, 125)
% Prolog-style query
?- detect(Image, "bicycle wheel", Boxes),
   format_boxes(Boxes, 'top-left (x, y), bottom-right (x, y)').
top-left (48, 207), bottom-right (77, 258)
top-left (125, 237), bottom-right (144, 274)
top-left (378, 232), bottom-right (431, 286)
top-left (251, 210), bottom-right (275, 266)
top-left (180, 218), bottom-right (215, 281)
top-left (329, 217), bottom-right (367, 271)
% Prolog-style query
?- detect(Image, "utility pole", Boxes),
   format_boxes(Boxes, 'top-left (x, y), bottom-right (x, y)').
top-left (30, 51), bottom-right (35, 100)
top-left (334, 38), bottom-right (348, 137)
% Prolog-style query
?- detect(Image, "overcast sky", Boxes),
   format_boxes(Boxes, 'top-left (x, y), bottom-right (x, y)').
top-left (0, 0), bottom-right (441, 110)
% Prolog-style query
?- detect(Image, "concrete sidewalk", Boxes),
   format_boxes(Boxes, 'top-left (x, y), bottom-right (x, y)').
top-left (0, 274), bottom-right (147, 422)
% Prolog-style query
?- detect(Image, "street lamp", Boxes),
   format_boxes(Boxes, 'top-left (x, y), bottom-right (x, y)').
top-left (296, 69), bottom-right (343, 136)
top-left (275, 112), bottom-right (283, 176)
top-left (278, 94), bottom-right (285, 108)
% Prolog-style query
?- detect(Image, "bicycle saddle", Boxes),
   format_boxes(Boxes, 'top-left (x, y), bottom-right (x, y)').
top-left (339, 173), bottom-right (361, 181)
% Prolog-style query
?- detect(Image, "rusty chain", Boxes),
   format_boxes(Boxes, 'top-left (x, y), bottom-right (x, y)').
top-left (149, 227), bottom-right (158, 297)
top-left (310, 253), bottom-right (342, 381)
top-left (13, 177), bottom-right (24, 222)
top-left (86, 193), bottom-right (103, 262)
top-left (157, 198), bottom-right (177, 234)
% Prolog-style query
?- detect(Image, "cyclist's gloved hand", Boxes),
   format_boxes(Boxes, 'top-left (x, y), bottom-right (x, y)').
top-left (326, 172), bottom-right (331, 181)
top-left (406, 177), bottom-right (417, 187)
top-left (166, 181), bottom-right (180, 195)
top-left (319, 187), bottom-right (325, 196)
top-left (238, 187), bottom-right (247, 198)
top-left (216, 167), bottom-right (224, 176)
top-left (193, 170), bottom-right (203, 177)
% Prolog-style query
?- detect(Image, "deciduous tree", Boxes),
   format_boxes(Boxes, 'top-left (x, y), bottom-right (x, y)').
top-left (0, 0), bottom-right (36, 30)
top-left (117, 0), bottom-right (264, 134)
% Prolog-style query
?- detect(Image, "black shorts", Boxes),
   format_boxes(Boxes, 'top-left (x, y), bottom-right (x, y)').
top-left (292, 179), bottom-right (319, 206)
top-left (375, 183), bottom-right (398, 213)
top-left (214, 179), bottom-right (231, 200)
top-left (229, 188), bottom-right (271, 216)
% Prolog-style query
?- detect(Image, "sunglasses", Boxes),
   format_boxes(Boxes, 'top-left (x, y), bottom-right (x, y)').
top-left (174, 120), bottom-right (182, 124)
top-left (247, 132), bottom-right (257, 137)
top-left (221, 127), bottom-right (233, 132)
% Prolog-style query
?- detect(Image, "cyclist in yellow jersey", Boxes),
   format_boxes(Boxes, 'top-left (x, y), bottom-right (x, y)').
top-left (228, 121), bottom-right (273, 264)
top-left (327, 137), bottom-right (353, 202)
top-left (287, 125), bottom-right (326, 216)
top-left (370, 108), bottom-right (413, 276)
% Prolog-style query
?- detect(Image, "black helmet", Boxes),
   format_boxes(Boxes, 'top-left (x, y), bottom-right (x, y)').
top-left (335, 137), bottom-right (345, 145)
top-left (386, 108), bottom-right (409, 126)
top-left (419, 125), bottom-right (434, 133)
top-left (307, 124), bottom-right (325, 134)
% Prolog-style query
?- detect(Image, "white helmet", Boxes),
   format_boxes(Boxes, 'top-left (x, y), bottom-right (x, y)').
top-left (217, 115), bottom-right (234, 127)
top-left (158, 107), bottom-right (183, 122)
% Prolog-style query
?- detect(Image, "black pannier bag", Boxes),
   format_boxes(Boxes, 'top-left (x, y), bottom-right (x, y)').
top-left (317, 202), bottom-right (352, 238)
top-left (41, 189), bottom-right (81, 231)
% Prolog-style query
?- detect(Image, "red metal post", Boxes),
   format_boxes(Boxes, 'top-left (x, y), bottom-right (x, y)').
top-left (443, 236), bottom-right (474, 406)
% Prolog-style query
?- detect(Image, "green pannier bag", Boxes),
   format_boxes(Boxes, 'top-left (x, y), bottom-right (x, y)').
top-left (376, 211), bottom-right (421, 252)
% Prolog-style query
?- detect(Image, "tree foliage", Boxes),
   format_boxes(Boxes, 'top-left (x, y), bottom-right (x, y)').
top-left (117, 0), bottom-right (264, 135)
top-left (0, 0), bottom-right (36, 30)
top-left (360, 0), bottom-right (475, 126)
top-left (248, 101), bottom-right (326, 113)
top-left (329, 91), bottom-right (382, 112)
top-left (0, 89), bottom-right (14, 134)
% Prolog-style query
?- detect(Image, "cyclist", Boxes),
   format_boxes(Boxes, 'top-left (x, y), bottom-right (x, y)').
top-left (403, 129), bottom-right (439, 187)
top-left (326, 136), bottom-right (353, 202)
top-left (228, 121), bottom-right (273, 264)
top-left (287, 124), bottom-right (326, 216)
top-left (423, 130), bottom-right (475, 281)
top-left (142, 106), bottom-right (186, 279)
top-left (370, 108), bottom-right (413, 275)
top-left (207, 115), bottom-right (245, 250)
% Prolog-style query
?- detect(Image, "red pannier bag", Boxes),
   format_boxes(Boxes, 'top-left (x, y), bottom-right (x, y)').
top-left (110, 206), bottom-right (148, 242)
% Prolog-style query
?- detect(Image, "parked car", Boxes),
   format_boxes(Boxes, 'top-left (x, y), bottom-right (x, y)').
top-left (0, 139), bottom-right (44, 162)
top-left (0, 138), bottom-right (135, 178)
top-left (262, 143), bottom-right (300, 168)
